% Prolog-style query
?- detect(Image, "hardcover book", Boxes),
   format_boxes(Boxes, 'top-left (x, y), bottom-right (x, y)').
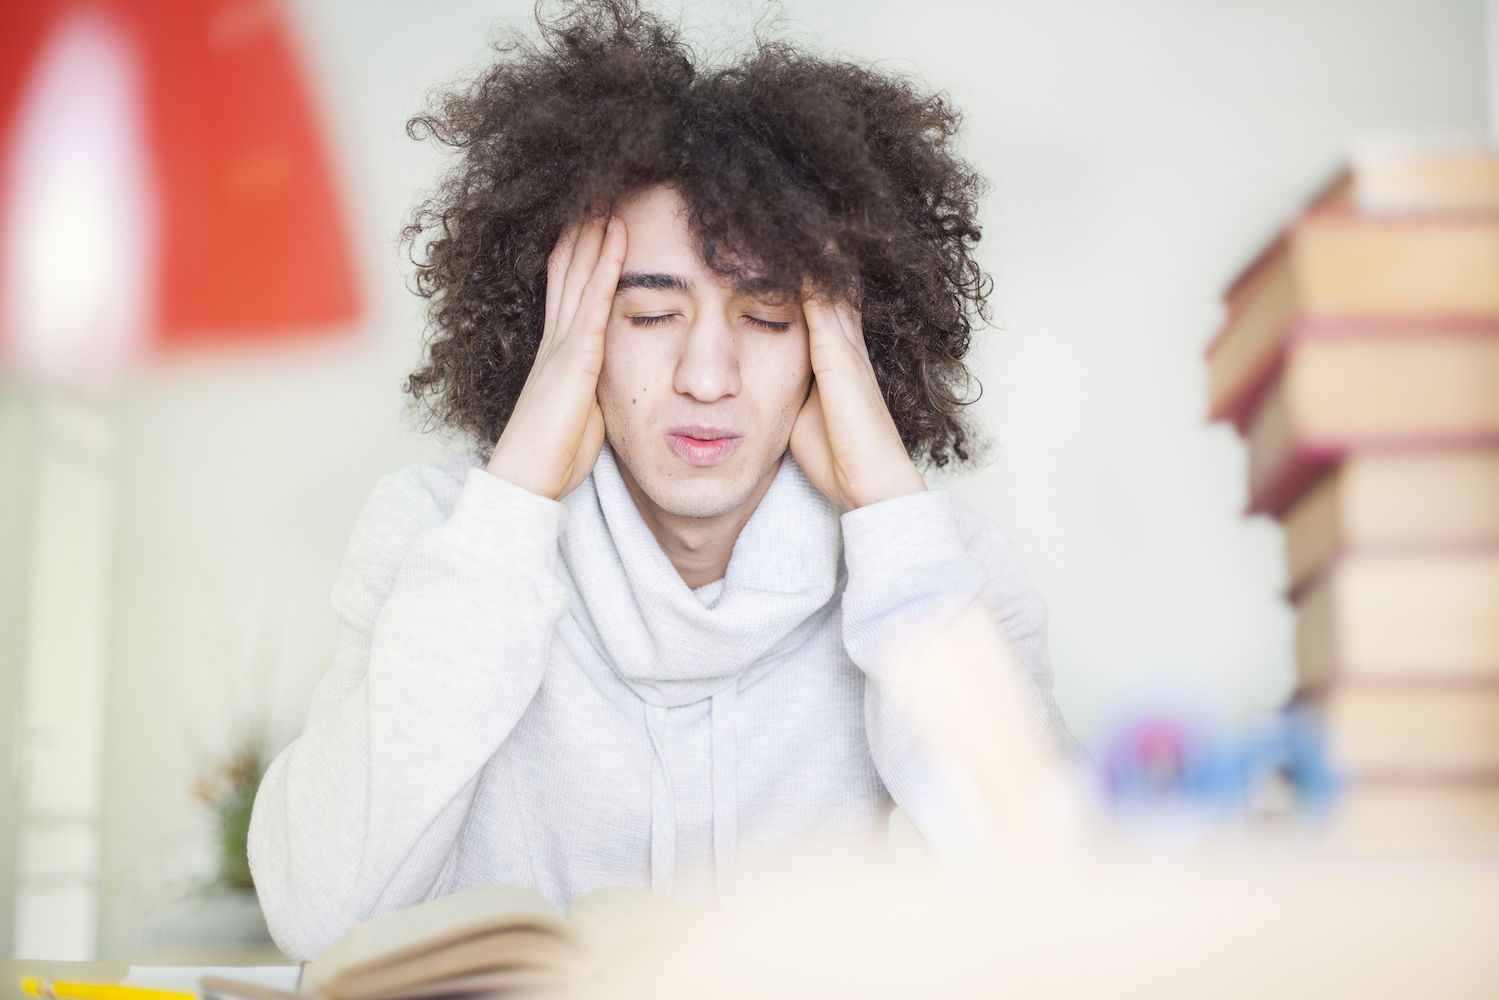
top-left (1294, 549), bottom-right (1499, 685)
top-left (1241, 332), bottom-right (1499, 515)
top-left (1282, 449), bottom-right (1499, 592)
top-left (290, 884), bottom-right (699, 1000)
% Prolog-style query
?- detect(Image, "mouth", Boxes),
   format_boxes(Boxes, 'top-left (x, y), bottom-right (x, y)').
top-left (665, 427), bottom-right (742, 467)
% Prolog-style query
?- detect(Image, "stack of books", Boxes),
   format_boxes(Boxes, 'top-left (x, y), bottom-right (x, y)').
top-left (1208, 142), bottom-right (1499, 857)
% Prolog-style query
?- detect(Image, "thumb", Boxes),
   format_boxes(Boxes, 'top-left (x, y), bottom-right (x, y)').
top-left (789, 381), bottom-right (832, 490)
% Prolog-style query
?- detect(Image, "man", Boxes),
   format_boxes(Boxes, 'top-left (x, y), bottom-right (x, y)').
top-left (248, 0), bottom-right (1078, 962)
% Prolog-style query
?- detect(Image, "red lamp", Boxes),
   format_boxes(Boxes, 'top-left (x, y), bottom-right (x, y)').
top-left (1, 0), bottom-right (359, 382)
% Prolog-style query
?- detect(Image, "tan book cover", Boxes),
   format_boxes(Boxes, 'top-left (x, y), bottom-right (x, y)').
top-left (1210, 215), bottom-right (1499, 429)
top-left (1282, 449), bottom-right (1499, 592)
top-left (1318, 778), bottom-right (1499, 858)
top-left (1300, 683), bottom-right (1499, 777)
top-left (1352, 142), bottom-right (1499, 215)
top-left (1208, 148), bottom-right (1499, 431)
top-left (1294, 549), bottom-right (1499, 685)
top-left (1243, 333), bottom-right (1499, 515)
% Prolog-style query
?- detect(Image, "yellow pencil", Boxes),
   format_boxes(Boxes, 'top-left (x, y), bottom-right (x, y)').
top-left (19, 976), bottom-right (198, 1000)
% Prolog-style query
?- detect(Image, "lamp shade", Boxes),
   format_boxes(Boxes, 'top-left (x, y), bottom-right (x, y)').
top-left (1, 0), bottom-right (359, 380)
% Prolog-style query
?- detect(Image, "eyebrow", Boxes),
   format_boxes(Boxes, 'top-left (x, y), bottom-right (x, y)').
top-left (614, 271), bottom-right (794, 301)
top-left (615, 272), bottom-right (692, 295)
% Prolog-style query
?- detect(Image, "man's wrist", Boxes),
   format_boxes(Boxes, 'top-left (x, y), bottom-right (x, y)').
top-left (446, 465), bottom-right (569, 570)
top-left (841, 487), bottom-right (977, 585)
top-left (486, 444), bottom-right (561, 501)
top-left (846, 463), bottom-right (928, 509)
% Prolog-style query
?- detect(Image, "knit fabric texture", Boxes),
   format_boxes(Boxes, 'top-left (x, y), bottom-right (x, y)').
top-left (247, 445), bottom-right (1078, 961)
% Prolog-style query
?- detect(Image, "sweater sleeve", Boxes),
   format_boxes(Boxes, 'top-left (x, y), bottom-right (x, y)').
top-left (247, 464), bottom-right (570, 961)
top-left (839, 489), bottom-right (1082, 856)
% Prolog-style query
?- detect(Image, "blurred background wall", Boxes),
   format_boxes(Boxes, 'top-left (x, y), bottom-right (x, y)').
top-left (0, 0), bottom-right (1490, 962)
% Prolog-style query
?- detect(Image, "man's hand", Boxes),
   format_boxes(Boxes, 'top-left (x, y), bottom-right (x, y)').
top-left (486, 214), bottom-right (626, 500)
top-left (789, 290), bottom-right (927, 509)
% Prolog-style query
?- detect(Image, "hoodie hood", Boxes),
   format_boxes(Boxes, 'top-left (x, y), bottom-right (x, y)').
top-left (559, 442), bottom-right (843, 900)
top-left (561, 442), bottom-right (842, 706)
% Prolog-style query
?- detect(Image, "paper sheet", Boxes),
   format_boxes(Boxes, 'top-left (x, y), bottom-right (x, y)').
top-left (117, 967), bottom-right (300, 996)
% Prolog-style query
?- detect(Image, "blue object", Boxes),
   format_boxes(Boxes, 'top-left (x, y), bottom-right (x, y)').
top-left (1098, 701), bottom-right (1338, 818)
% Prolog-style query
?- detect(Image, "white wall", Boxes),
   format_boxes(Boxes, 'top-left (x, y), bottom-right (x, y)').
top-left (907, 0), bottom-right (1489, 734)
top-left (1491, 0), bottom-right (1499, 137)
top-left (0, 0), bottom-right (1486, 960)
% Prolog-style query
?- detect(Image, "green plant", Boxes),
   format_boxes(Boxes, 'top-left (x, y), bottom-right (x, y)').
top-left (193, 729), bottom-right (269, 891)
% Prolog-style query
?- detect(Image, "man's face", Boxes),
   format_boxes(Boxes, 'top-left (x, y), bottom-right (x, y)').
top-left (597, 185), bottom-right (812, 523)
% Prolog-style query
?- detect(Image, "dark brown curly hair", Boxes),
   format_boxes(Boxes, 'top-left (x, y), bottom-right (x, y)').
top-left (401, 0), bottom-right (993, 468)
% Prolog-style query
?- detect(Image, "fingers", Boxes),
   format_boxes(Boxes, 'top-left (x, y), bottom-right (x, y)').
top-left (570, 217), bottom-right (627, 354)
top-left (800, 280), bottom-right (865, 343)
top-left (801, 286), bottom-right (871, 381)
top-left (795, 380), bottom-right (825, 434)
top-left (556, 213), bottom-right (609, 338)
top-left (495, 213), bottom-right (621, 501)
top-left (796, 280), bottom-right (926, 509)
top-left (543, 221), bottom-right (583, 341)
top-left (788, 378), bottom-right (830, 494)
top-left (827, 298), bottom-right (865, 352)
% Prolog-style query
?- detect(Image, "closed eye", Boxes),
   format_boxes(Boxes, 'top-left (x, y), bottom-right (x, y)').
top-left (746, 316), bottom-right (792, 332)
top-left (629, 313), bottom-right (792, 332)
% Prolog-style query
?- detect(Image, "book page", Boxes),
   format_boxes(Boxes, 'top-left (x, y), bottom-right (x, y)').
top-left (120, 966), bottom-right (300, 994)
top-left (303, 885), bottom-right (565, 994)
top-left (564, 887), bottom-right (704, 969)
top-left (327, 929), bottom-right (578, 999)
top-left (347, 966), bottom-right (568, 1000)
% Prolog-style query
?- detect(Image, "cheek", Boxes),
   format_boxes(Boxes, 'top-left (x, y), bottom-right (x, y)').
top-left (787, 336), bottom-right (812, 385)
top-left (595, 340), bottom-right (632, 414)
top-left (598, 328), bottom-right (665, 417)
top-left (750, 338), bottom-right (812, 418)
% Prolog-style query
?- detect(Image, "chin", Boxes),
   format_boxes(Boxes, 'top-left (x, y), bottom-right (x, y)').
top-left (638, 472), bottom-right (762, 521)
top-left (609, 433), bottom-right (775, 522)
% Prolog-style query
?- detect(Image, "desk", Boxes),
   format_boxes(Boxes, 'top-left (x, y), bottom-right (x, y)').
top-left (6, 855), bottom-right (1499, 999)
top-left (570, 850), bottom-right (1499, 1000)
top-left (0, 963), bottom-right (125, 1000)
top-left (0, 962), bottom-right (298, 1000)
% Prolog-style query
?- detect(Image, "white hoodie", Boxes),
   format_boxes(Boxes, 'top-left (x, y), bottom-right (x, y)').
top-left (247, 444), bottom-right (1077, 961)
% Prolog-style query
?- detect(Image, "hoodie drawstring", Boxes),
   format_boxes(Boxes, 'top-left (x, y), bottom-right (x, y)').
top-left (642, 688), bottom-right (740, 904)
top-left (710, 685), bottom-right (738, 903)
top-left (643, 702), bottom-right (675, 896)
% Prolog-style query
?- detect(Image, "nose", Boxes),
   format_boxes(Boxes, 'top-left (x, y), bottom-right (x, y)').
top-left (672, 310), bottom-right (741, 402)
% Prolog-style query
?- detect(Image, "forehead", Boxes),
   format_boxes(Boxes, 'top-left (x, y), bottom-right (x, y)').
top-left (611, 185), bottom-right (702, 272)
top-left (610, 185), bottom-right (788, 301)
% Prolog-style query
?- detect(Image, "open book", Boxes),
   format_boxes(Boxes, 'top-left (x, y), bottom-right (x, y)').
top-left (272, 884), bottom-right (697, 999)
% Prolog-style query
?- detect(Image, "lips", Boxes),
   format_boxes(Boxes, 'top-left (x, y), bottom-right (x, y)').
top-left (665, 427), bottom-right (741, 467)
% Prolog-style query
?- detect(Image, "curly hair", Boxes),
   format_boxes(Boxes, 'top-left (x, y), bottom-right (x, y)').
top-left (401, 0), bottom-right (993, 468)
